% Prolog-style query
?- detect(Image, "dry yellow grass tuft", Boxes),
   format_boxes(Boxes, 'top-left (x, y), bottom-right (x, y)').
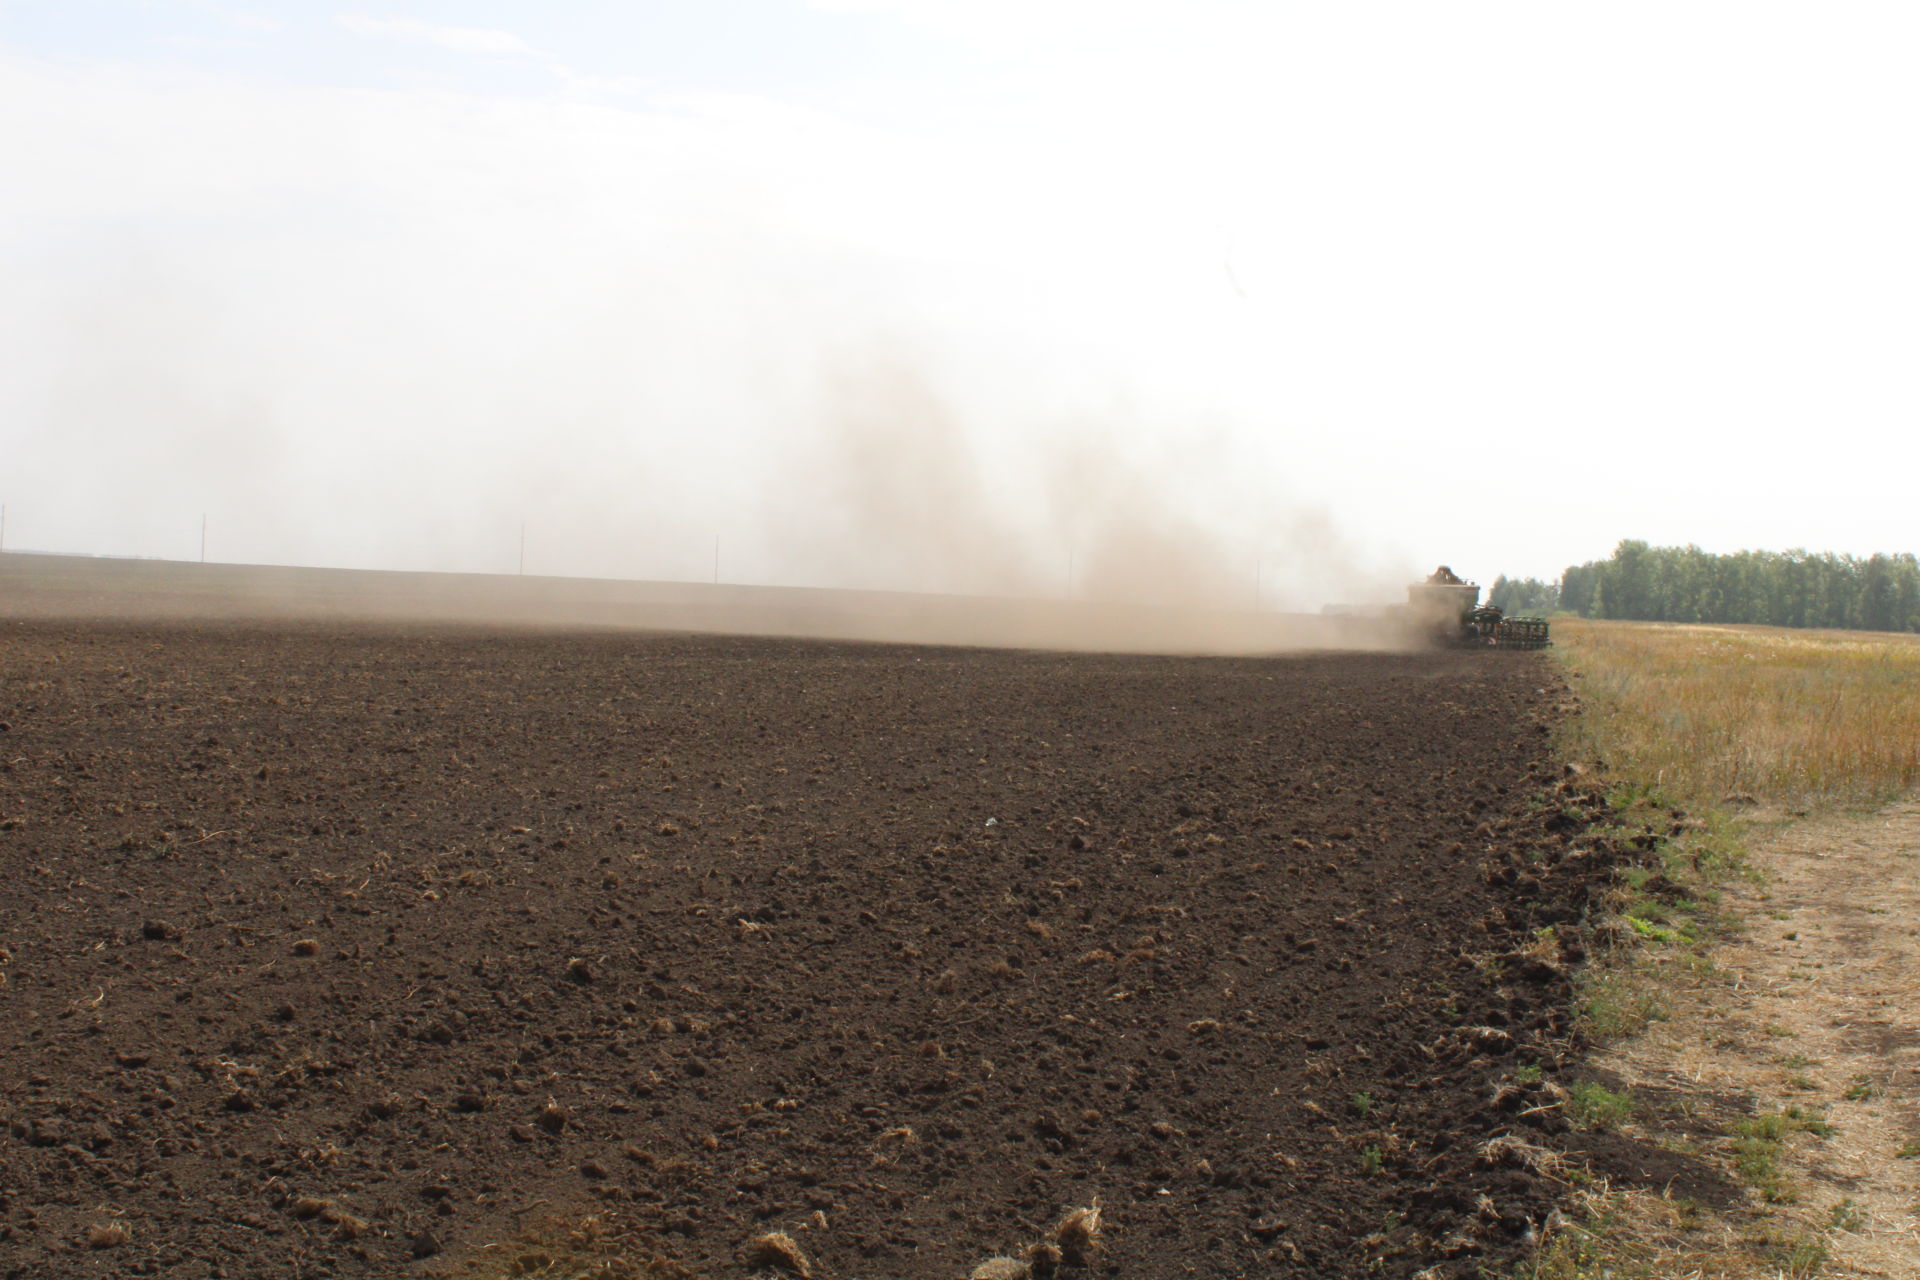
top-left (959, 1207), bottom-right (1094, 1280)
top-left (1024, 1239), bottom-right (1064, 1276)
top-left (743, 1230), bottom-right (811, 1278)
top-left (1052, 1202), bottom-right (1103, 1265)
top-left (1554, 618), bottom-right (1920, 808)
top-left (85, 1221), bottom-right (130, 1249)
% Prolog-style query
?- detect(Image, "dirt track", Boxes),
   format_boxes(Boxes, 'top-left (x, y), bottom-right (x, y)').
top-left (1, 620), bottom-right (1607, 1279)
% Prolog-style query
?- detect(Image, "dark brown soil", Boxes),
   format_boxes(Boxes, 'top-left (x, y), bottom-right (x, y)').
top-left (0, 620), bottom-right (1608, 1279)
top-left (1557, 1131), bottom-right (1739, 1210)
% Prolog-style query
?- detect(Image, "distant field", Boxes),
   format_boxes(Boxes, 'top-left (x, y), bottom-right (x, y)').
top-left (1553, 618), bottom-right (1920, 808)
top-left (0, 551), bottom-right (1391, 656)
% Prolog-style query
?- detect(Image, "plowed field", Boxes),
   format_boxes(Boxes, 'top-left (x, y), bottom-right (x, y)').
top-left (0, 620), bottom-right (1605, 1279)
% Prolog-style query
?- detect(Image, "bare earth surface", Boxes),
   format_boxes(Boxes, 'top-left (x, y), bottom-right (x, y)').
top-left (0, 553), bottom-right (1394, 656)
top-left (1594, 801), bottom-right (1920, 1274)
top-left (1, 617), bottom-right (1618, 1279)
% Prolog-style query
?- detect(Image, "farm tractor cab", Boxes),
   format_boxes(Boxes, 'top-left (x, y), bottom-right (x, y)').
top-left (1407, 567), bottom-right (1551, 649)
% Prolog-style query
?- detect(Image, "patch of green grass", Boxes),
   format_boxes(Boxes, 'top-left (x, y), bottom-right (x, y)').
top-left (1621, 884), bottom-right (1703, 935)
top-left (1567, 1080), bottom-right (1633, 1131)
top-left (1828, 1198), bottom-right (1865, 1232)
top-left (1624, 914), bottom-right (1682, 944)
top-left (1843, 1075), bottom-right (1877, 1102)
top-left (1732, 1128), bottom-right (1792, 1202)
top-left (1894, 1138), bottom-right (1920, 1159)
top-left (1789, 1107), bottom-right (1836, 1137)
top-left (1515, 1062), bottom-right (1543, 1085)
top-left (1747, 1107), bottom-right (1836, 1139)
top-left (1359, 1144), bottom-right (1383, 1175)
top-left (1729, 1108), bottom-right (1836, 1203)
top-left (1348, 1090), bottom-right (1374, 1117)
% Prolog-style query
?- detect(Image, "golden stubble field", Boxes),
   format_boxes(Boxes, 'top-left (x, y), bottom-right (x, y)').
top-left (1540, 619), bottom-right (1920, 1280)
top-left (1553, 618), bottom-right (1920, 810)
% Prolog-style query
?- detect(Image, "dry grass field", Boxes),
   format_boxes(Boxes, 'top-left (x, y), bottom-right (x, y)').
top-left (1552, 618), bottom-right (1920, 811)
top-left (1532, 619), bottom-right (1920, 1280)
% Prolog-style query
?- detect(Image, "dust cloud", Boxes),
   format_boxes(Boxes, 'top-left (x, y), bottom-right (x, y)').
top-left (2, 333), bottom-right (1414, 654)
top-left (0, 81), bottom-right (1417, 654)
top-left (737, 347), bottom-right (1410, 651)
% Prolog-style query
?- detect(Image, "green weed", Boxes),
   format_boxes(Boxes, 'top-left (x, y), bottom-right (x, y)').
top-left (1567, 1081), bottom-right (1632, 1131)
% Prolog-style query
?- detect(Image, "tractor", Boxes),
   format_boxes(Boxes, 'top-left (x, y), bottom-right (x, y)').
top-left (1406, 567), bottom-right (1551, 649)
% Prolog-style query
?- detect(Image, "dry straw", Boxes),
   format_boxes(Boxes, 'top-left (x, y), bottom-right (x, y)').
top-left (1052, 1201), bottom-right (1103, 1265)
top-left (744, 1231), bottom-right (811, 1278)
top-left (1555, 619), bottom-right (1920, 808)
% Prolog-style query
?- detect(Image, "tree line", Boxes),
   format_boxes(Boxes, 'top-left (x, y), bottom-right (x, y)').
top-left (1499, 541), bottom-right (1920, 632)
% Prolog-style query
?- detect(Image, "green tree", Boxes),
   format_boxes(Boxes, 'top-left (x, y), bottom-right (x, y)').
top-left (1488, 576), bottom-right (1559, 613)
top-left (1553, 542), bottom-right (1920, 633)
top-left (1608, 539), bottom-right (1653, 620)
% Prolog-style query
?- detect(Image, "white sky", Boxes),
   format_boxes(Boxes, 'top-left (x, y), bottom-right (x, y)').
top-left (2, 1), bottom-right (1916, 603)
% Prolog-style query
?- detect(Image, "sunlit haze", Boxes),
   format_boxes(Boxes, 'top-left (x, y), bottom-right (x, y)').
top-left (3, 2), bottom-right (1916, 607)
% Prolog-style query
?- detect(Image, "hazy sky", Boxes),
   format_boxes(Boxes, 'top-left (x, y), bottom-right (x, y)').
top-left (2, 2), bottom-right (1916, 604)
